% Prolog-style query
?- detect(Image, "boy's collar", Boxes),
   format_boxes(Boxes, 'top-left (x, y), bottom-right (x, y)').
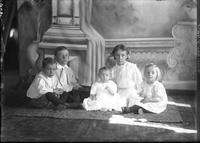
top-left (56, 62), bottom-right (69, 69)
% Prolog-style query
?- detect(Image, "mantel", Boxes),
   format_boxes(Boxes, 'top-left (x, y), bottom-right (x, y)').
top-left (39, 42), bottom-right (88, 51)
top-left (105, 37), bottom-right (174, 53)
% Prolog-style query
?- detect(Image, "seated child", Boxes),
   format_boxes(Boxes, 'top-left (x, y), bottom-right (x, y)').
top-left (82, 67), bottom-right (121, 111)
top-left (110, 44), bottom-right (143, 107)
top-left (27, 57), bottom-right (69, 109)
top-left (122, 63), bottom-right (168, 114)
top-left (54, 46), bottom-right (82, 109)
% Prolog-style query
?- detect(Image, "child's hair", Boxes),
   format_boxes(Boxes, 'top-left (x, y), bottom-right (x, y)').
top-left (54, 46), bottom-right (69, 57)
top-left (144, 63), bottom-right (162, 82)
top-left (98, 67), bottom-right (110, 77)
top-left (42, 57), bottom-right (56, 69)
top-left (111, 44), bottom-right (130, 59)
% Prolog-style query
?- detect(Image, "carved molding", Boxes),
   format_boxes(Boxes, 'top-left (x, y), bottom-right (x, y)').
top-left (167, 21), bottom-right (197, 81)
top-left (105, 37), bottom-right (174, 53)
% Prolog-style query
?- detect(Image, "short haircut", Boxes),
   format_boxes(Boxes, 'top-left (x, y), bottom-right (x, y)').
top-left (144, 63), bottom-right (162, 82)
top-left (54, 46), bottom-right (68, 57)
top-left (111, 44), bottom-right (130, 59)
top-left (98, 67), bottom-right (110, 77)
top-left (42, 57), bottom-right (56, 69)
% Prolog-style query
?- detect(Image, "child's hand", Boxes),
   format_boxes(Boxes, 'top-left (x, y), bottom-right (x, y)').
top-left (105, 86), bottom-right (115, 95)
top-left (73, 83), bottom-right (82, 90)
top-left (141, 97), bottom-right (150, 104)
top-left (54, 88), bottom-right (64, 95)
top-left (90, 94), bottom-right (97, 100)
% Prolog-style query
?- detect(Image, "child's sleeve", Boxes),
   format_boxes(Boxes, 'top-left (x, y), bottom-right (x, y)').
top-left (37, 78), bottom-right (53, 95)
top-left (109, 80), bottom-right (118, 93)
top-left (90, 83), bottom-right (97, 95)
top-left (153, 83), bottom-right (167, 102)
top-left (68, 68), bottom-right (78, 84)
top-left (137, 82), bottom-right (144, 97)
top-left (133, 64), bottom-right (143, 91)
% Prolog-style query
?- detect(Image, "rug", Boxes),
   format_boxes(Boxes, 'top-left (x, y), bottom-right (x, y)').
top-left (3, 97), bottom-right (183, 123)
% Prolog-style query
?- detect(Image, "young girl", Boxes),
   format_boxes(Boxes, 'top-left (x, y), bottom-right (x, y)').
top-left (122, 63), bottom-right (168, 114)
top-left (82, 67), bottom-right (121, 111)
top-left (110, 44), bottom-right (143, 107)
top-left (27, 57), bottom-right (69, 109)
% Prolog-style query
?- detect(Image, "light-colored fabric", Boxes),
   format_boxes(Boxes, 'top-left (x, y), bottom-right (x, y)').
top-left (80, 0), bottom-right (105, 85)
top-left (133, 81), bottom-right (168, 114)
top-left (27, 72), bottom-right (61, 99)
top-left (111, 61), bottom-right (143, 106)
top-left (82, 80), bottom-right (121, 111)
top-left (55, 63), bottom-right (76, 92)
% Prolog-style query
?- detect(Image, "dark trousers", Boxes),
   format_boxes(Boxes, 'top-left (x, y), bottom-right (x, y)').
top-left (60, 90), bottom-right (81, 103)
top-left (46, 90), bottom-right (81, 108)
top-left (45, 92), bottom-right (65, 106)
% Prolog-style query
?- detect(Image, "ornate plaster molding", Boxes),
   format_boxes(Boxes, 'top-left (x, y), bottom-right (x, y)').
top-left (105, 38), bottom-right (174, 53)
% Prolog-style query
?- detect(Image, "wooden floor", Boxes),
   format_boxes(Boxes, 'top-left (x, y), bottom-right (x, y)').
top-left (1, 70), bottom-right (198, 141)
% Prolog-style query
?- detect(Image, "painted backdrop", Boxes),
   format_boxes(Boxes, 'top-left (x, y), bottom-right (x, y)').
top-left (92, 0), bottom-right (193, 39)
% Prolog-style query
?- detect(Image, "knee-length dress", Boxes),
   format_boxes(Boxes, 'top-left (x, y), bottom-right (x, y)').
top-left (134, 81), bottom-right (168, 114)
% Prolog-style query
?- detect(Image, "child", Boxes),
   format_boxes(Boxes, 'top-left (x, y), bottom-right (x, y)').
top-left (54, 46), bottom-right (82, 108)
top-left (82, 67), bottom-right (121, 111)
top-left (27, 57), bottom-right (69, 109)
top-left (122, 63), bottom-right (168, 114)
top-left (110, 44), bottom-right (143, 107)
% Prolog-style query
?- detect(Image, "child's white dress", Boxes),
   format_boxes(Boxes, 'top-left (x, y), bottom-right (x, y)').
top-left (82, 80), bottom-right (121, 111)
top-left (131, 81), bottom-right (168, 114)
top-left (111, 61), bottom-right (143, 107)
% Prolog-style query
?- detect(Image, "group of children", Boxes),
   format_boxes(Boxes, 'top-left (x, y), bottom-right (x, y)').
top-left (27, 44), bottom-right (168, 114)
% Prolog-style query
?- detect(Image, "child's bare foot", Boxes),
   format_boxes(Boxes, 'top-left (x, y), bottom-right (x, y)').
top-left (138, 108), bottom-right (144, 115)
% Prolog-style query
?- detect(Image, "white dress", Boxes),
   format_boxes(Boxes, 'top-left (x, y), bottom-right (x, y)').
top-left (111, 61), bottom-right (143, 107)
top-left (133, 81), bottom-right (168, 114)
top-left (82, 80), bottom-right (121, 111)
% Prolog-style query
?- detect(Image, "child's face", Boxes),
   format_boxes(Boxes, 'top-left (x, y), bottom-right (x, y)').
top-left (114, 49), bottom-right (128, 65)
top-left (56, 50), bottom-right (69, 66)
top-left (99, 70), bottom-right (110, 82)
top-left (145, 66), bottom-right (157, 84)
top-left (43, 63), bottom-right (57, 77)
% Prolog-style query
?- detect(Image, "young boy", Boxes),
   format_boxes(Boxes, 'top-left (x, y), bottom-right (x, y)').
top-left (54, 46), bottom-right (82, 108)
top-left (27, 57), bottom-right (69, 109)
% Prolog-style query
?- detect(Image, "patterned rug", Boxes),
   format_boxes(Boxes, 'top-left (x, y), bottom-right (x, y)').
top-left (3, 97), bottom-right (183, 123)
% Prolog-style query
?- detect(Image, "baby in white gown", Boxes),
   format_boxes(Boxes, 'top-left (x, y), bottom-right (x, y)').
top-left (82, 67), bottom-right (121, 111)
